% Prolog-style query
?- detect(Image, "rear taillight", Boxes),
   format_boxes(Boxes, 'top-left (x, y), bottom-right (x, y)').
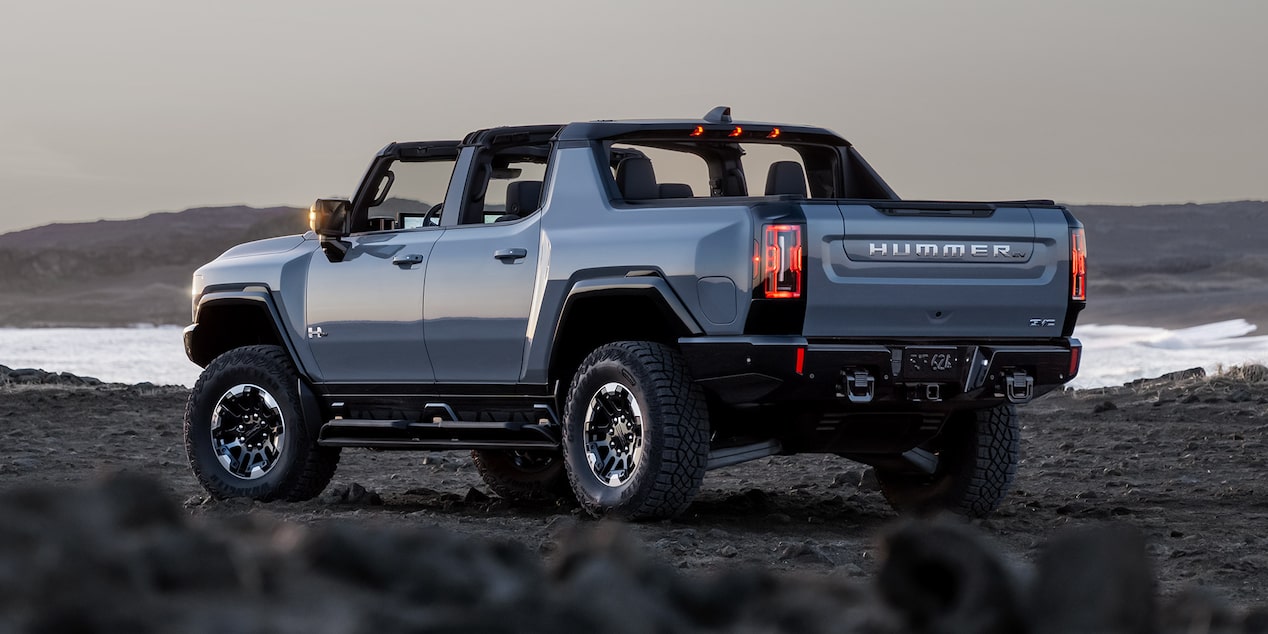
top-left (1070, 227), bottom-right (1087, 301)
top-left (760, 224), bottom-right (803, 299)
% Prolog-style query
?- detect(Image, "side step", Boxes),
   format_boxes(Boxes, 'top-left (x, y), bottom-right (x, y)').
top-left (707, 439), bottom-right (783, 471)
top-left (317, 418), bottom-right (558, 451)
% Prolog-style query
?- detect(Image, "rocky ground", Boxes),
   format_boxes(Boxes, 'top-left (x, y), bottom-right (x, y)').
top-left (2, 366), bottom-right (1268, 632)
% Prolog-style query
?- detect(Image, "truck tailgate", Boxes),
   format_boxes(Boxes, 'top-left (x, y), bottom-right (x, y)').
top-left (802, 202), bottom-right (1072, 339)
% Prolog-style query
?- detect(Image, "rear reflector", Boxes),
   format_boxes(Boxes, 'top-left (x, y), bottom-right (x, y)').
top-left (762, 224), bottom-right (803, 299)
top-left (1069, 343), bottom-right (1082, 378)
top-left (795, 347), bottom-right (805, 374)
top-left (1070, 228), bottom-right (1087, 301)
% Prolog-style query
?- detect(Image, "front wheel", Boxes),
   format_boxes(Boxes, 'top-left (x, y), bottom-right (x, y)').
top-left (877, 403), bottom-right (1019, 518)
top-left (184, 345), bottom-right (340, 501)
top-left (561, 341), bottom-right (709, 520)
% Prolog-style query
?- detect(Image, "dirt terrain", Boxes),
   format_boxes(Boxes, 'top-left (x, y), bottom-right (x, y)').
top-left (2, 366), bottom-right (1268, 631)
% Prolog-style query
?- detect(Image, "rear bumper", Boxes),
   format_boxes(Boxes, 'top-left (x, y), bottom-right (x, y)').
top-left (678, 335), bottom-right (1081, 406)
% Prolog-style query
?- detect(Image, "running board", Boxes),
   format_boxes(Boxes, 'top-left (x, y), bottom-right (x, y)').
top-left (707, 440), bottom-right (783, 471)
top-left (318, 438), bottom-right (558, 451)
top-left (317, 418), bottom-right (559, 450)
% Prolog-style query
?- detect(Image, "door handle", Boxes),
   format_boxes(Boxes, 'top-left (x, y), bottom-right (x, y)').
top-left (392, 253), bottom-right (424, 266)
top-left (494, 248), bottom-right (527, 261)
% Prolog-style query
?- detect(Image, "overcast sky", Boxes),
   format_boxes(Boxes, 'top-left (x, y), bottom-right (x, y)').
top-left (1, 0), bottom-right (1265, 234)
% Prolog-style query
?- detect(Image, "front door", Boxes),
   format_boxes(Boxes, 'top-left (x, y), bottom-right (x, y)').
top-left (304, 143), bottom-right (458, 383)
top-left (305, 229), bottom-right (443, 382)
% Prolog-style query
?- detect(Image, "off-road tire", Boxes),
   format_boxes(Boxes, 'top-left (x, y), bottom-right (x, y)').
top-left (877, 403), bottom-right (1019, 518)
top-left (470, 450), bottom-right (570, 503)
top-left (184, 345), bottom-right (340, 501)
top-left (561, 341), bottom-right (709, 520)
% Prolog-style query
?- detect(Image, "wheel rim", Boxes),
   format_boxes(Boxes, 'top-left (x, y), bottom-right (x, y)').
top-left (506, 451), bottom-right (558, 473)
top-left (583, 382), bottom-right (645, 487)
top-left (210, 383), bottom-right (286, 480)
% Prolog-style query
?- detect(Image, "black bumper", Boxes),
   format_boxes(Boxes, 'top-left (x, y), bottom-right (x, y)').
top-left (678, 335), bottom-right (1081, 406)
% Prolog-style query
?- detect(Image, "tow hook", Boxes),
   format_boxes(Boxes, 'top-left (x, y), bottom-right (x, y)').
top-left (842, 369), bottom-right (875, 403)
top-left (1004, 371), bottom-right (1035, 403)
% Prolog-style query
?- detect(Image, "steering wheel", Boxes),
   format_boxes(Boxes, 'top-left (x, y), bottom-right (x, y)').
top-left (422, 203), bottom-right (443, 227)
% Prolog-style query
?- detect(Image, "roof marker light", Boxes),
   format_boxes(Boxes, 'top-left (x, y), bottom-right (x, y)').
top-left (766, 128), bottom-right (781, 139)
top-left (729, 126), bottom-right (743, 137)
top-left (690, 125), bottom-right (704, 137)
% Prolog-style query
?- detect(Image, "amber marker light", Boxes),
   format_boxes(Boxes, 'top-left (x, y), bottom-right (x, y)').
top-left (690, 125), bottom-right (704, 137)
top-left (728, 126), bottom-right (743, 137)
top-left (766, 128), bottom-right (781, 139)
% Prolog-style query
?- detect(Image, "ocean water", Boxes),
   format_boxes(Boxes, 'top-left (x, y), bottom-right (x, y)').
top-left (1, 321), bottom-right (1266, 390)
top-left (0, 326), bottom-right (201, 387)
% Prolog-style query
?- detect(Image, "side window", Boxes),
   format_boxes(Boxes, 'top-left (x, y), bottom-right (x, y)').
top-left (740, 144), bottom-right (810, 197)
top-left (610, 144), bottom-right (709, 199)
top-left (368, 159), bottom-right (455, 230)
top-left (478, 160), bottom-right (547, 224)
top-left (460, 152), bottom-right (549, 225)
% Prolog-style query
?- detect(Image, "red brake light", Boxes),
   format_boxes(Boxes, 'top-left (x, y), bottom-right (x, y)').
top-left (1071, 227), bottom-right (1087, 301)
top-left (761, 224), bottom-right (803, 299)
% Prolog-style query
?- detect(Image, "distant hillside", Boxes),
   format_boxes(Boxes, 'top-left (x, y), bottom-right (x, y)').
top-left (0, 201), bottom-right (1264, 328)
top-left (1074, 201), bottom-right (1268, 328)
top-left (0, 206), bottom-right (307, 327)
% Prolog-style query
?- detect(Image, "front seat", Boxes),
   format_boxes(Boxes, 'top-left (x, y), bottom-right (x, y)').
top-left (765, 161), bottom-right (808, 197)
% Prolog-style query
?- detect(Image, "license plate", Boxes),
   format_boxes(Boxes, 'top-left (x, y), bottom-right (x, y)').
top-left (903, 347), bottom-right (961, 381)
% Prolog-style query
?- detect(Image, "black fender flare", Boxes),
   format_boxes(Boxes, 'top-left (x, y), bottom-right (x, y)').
top-left (558, 274), bottom-right (703, 337)
top-left (184, 288), bottom-right (310, 379)
top-left (545, 273), bottom-right (704, 384)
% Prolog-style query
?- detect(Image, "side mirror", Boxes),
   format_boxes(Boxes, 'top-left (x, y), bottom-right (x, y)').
top-left (310, 198), bottom-right (351, 262)
top-left (310, 198), bottom-right (350, 237)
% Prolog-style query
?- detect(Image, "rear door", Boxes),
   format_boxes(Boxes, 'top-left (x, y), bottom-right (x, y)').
top-left (423, 149), bottom-right (548, 383)
top-left (802, 201), bottom-right (1072, 338)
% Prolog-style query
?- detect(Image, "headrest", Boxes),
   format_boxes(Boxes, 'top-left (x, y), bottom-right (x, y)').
top-left (765, 161), bottom-right (808, 197)
top-left (615, 157), bottom-right (659, 200)
top-left (658, 183), bottom-right (694, 199)
top-left (505, 180), bottom-right (542, 217)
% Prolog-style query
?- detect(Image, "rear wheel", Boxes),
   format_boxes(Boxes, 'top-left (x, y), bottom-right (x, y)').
top-left (470, 450), bottom-right (570, 502)
top-left (877, 404), bottom-right (1019, 518)
top-left (561, 341), bottom-right (709, 520)
top-left (184, 345), bottom-right (340, 501)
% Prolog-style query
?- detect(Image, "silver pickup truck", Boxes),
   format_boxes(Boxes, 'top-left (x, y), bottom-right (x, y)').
top-left (182, 107), bottom-right (1086, 520)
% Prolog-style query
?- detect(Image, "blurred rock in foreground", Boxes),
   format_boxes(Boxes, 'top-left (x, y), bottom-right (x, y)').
top-left (2, 475), bottom-right (1265, 633)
